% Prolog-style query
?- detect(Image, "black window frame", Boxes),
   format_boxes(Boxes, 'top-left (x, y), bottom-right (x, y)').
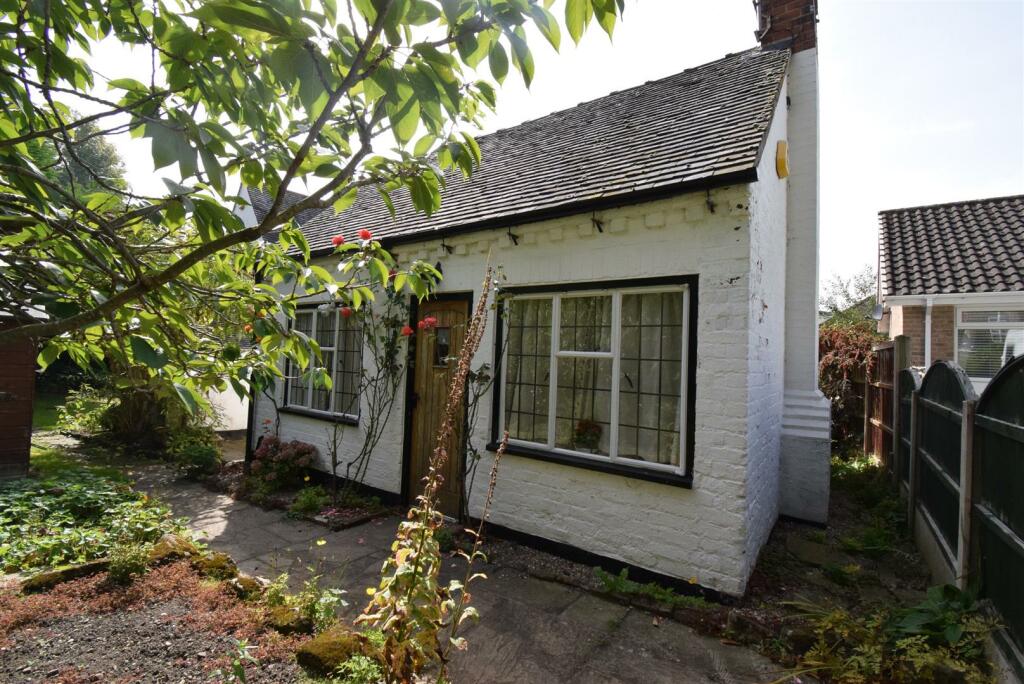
top-left (281, 305), bottom-right (363, 426)
top-left (488, 275), bottom-right (698, 488)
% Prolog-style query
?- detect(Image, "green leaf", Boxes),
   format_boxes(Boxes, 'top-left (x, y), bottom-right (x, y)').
top-left (174, 383), bottom-right (199, 414)
top-left (529, 5), bottom-right (561, 51)
top-left (200, 147), bottom-right (225, 194)
top-left (37, 343), bottom-right (61, 369)
top-left (332, 187), bottom-right (358, 214)
top-left (565, 0), bottom-right (591, 44)
top-left (130, 335), bottom-right (169, 369)
top-left (488, 41), bottom-right (508, 84)
top-left (508, 28), bottom-right (535, 88)
top-left (593, 0), bottom-right (617, 37)
top-left (189, 0), bottom-right (306, 39)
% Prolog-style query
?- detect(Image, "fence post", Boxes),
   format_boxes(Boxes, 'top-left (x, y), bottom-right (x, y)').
top-left (908, 389), bottom-right (920, 532)
top-left (892, 336), bottom-right (910, 487)
top-left (863, 361), bottom-right (871, 457)
top-left (956, 399), bottom-right (976, 590)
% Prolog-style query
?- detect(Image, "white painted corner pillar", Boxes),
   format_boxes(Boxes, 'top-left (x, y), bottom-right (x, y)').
top-left (780, 47), bottom-right (831, 523)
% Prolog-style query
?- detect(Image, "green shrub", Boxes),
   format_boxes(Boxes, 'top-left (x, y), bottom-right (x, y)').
top-left (290, 485), bottom-right (330, 516)
top-left (260, 571), bottom-right (346, 634)
top-left (435, 526), bottom-right (455, 553)
top-left (55, 384), bottom-right (117, 434)
top-left (167, 425), bottom-right (222, 478)
top-left (107, 542), bottom-right (151, 585)
top-left (0, 471), bottom-right (184, 573)
top-left (791, 585), bottom-right (997, 683)
top-left (264, 573), bottom-right (289, 607)
top-left (334, 654), bottom-right (383, 684)
top-left (249, 436), bottom-right (316, 492)
top-left (294, 574), bottom-right (347, 633)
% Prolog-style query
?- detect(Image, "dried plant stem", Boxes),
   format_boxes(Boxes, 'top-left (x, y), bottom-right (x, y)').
top-left (438, 430), bottom-right (508, 680)
top-left (357, 265), bottom-right (501, 682)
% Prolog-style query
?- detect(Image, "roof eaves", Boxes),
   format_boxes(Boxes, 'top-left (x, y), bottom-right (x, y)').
top-left (308, 166), bottom-right (759, 258)
top-left (746, 48), bottom-right (791, 175)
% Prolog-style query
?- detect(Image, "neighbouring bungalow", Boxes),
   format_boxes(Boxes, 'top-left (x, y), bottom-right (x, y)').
top-left (243, 0), bottom-right (831, 596)
top-left (878, 194), bottom-right (1024, 394)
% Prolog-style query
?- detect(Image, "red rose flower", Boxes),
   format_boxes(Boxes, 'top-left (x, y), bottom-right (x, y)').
top-left (340, 306), bottom-right (353, 318)
top-left (331, 235), bottom-right (345, 247)
top-left (417, 320), bottom-right (426, 330)
top-left (358, 228), bottom-right (372, 240)
top-left (401, 324), bottom-right (414, 336)
top-left (424, 315), bottom-right (438, 328)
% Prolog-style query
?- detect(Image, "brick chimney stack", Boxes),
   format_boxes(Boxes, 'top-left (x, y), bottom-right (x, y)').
top-left (755, 0), bottom-right (818, 52)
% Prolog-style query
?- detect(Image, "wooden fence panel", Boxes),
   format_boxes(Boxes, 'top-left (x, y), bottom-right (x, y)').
top-left (864, 342), bottom-right (895, 470)
top-left (915, 362), bottom-right (976, 564)
top-left (973, 355), bottom-right (1024, 655)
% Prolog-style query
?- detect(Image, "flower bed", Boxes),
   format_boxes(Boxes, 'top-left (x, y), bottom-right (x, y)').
top-left (0, 469), bottom-right (184, 574)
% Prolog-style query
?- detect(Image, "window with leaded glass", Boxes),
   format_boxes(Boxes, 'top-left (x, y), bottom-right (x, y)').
top-left (500, 283), bottom-right (691, 476)
top-left (285, 307), bottom-right (363, 419)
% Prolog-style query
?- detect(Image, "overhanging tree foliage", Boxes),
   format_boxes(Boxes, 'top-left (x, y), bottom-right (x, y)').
top-left (0, 0), bottom-right (624, 405)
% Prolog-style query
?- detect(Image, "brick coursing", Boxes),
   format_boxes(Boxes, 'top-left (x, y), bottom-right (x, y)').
top-left (758, 0), bottom-right (818, 53)
top-left (893, 305), bottom-right (955, 366)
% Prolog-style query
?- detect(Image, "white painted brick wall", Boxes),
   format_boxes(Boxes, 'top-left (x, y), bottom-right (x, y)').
top-left (780, 47), bottom-right (832, 522)
top-left (783, 48), bottom-right (823, 393)
top-left (743, 77), bottom-right (788, 573)
top-left (248, 76), bottom-right (834, 592)
top-left (253, 184), bottom-right (770, 594)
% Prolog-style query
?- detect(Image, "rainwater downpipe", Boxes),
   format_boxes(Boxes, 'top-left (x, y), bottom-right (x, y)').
top-left (924, 297), bottom-right (934, 368)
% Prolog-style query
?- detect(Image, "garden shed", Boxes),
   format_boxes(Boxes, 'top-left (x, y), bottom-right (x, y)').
top-left (0, 318), bottom-right (35, 479)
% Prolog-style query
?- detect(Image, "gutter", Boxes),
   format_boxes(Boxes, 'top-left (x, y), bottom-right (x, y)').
top-left (306, 167), bottom-right (760, 258)
top-left (884, 291), bottom-right (1024, 307)
top-left (924, 296), bottom-right (934, 368)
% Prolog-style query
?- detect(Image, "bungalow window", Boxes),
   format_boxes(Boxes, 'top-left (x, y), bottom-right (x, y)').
top-left (285, 308), bottom-right (363, 419)
top-left (499, 281), bottom-right (692, 478)
top-left (956, 308), bottom-right (1024, 385)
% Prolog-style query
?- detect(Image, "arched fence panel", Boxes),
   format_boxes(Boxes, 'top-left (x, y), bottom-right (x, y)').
top-left (974, 355), bottom-right (1024, 656)
top-left (915, 362), bottom-right (977, 559)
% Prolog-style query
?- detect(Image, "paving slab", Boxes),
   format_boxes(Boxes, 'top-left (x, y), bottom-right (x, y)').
top-left (138, 463), bottom-right (785, 683)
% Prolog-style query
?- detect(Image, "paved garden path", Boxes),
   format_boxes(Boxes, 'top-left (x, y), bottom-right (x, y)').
top-left (131, 464), bottom-right (783, 684)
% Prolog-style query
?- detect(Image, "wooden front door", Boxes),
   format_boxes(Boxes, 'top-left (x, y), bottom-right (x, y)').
top-left (408, 298), bottom-right (469, 517)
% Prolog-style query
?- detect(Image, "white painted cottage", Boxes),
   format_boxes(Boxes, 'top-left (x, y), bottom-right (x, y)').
top-left (244, 0), bottom-right (831, 596)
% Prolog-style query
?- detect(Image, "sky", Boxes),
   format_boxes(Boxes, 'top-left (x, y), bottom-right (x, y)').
top-left (88, 0), bottom-right (1024, 284)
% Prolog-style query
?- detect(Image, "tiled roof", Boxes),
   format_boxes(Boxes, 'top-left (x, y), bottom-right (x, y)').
top-left (250, 46), bottom-right (789, 252)
top-left (879, 195), bottom-right (1024, 298)
top-left (248, 187), bottom-right (323, 226)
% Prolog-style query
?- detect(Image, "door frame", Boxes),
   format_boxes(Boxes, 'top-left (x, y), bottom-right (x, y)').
top-left (400, 290), bottom-right (475, 517)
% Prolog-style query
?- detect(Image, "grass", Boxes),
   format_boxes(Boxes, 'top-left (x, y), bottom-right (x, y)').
top-left (594, 568), bottom-right (709, 609)
top-left (32, 392), bottom-right (64, 430)
top-left (30, 445), bottom-right (129, 482)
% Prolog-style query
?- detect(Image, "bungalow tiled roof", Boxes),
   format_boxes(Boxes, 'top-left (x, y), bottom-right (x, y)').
top-left (878, 194), bottom-right (1024, 298)
top-left (247, 187), bottom-right (324, 226)
top-left (249, 46), bottom-right (790, 252)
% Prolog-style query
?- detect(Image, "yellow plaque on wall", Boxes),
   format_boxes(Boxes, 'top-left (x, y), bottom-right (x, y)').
top-left (776, 140), bottom-right (790, 179)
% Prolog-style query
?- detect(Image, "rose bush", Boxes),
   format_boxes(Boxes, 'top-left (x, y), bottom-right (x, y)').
top-left (249, 436), bottom-right (317, 492)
